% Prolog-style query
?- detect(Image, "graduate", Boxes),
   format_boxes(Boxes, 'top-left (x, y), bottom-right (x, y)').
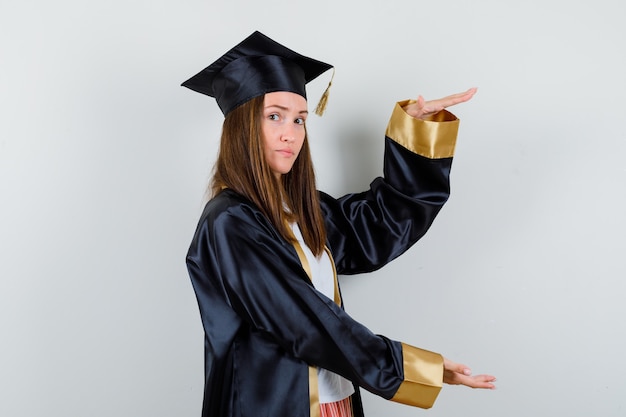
top-left (183, 30), bottom-right (495, 417)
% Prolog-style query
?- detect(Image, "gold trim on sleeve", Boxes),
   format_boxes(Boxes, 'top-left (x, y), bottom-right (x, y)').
top-left (385, 100), bottom-right (459, 159)
top-left (390, 343), bottom-right (444, 409)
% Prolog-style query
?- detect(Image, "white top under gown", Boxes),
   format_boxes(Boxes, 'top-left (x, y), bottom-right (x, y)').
top-left (290, 223), bottom-right (355, 404)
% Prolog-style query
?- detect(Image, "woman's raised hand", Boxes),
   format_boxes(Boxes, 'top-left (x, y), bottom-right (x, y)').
top-left (403, 87), bottom-right (477, 120)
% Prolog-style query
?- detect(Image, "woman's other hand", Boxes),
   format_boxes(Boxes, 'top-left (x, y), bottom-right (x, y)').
top-left (443, 357), bottom-right (496, 389)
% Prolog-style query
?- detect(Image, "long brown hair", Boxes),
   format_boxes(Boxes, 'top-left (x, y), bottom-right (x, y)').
top-left (210, 95), bottom-right (327, 256)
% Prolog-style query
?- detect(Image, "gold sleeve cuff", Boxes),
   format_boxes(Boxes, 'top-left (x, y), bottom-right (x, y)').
top-left (390, 343), bottom-right (444, 409)
top-left (385, 100), bottom-right (460, 159)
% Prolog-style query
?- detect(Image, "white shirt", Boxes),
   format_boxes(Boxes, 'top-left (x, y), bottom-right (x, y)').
top-left (290, 223), bottom-right (355, 403)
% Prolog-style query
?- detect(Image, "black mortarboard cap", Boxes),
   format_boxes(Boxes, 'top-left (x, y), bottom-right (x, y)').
top-left (182, 31), bottom-right (333, 116)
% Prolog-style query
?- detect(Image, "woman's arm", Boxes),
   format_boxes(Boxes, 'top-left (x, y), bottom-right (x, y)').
top-left (323, 89), bottom-right (476, 274)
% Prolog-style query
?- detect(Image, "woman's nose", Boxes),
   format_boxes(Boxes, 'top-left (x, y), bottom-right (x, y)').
top-left (280, 125), bottom-right (296, 142)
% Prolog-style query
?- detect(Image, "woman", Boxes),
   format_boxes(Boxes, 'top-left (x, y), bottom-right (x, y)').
top-left (183, 31), bottom-right (495, 417)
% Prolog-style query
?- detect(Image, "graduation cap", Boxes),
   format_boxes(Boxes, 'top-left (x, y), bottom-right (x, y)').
top-left (182, 31), bottom-right (334, 116)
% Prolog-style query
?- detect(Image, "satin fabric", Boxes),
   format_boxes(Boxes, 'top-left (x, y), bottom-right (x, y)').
top-left (181, 31), bottom-right (333, 115)
top-left (186, 121), bottom-right (455, 417)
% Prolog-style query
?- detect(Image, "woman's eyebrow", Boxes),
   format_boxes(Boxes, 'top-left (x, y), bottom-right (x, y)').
top-left (264, 104), bottom-right (308, 114)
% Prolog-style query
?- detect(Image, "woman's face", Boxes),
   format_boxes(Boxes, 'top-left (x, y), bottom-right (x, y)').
top-left (261, 91), bottom-right (308, 179)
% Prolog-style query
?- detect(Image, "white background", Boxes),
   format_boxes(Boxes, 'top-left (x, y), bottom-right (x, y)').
top-left (1, 1), bottom-right (625, 416)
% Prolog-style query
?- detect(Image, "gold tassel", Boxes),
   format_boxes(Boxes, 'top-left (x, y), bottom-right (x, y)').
top-left (314, 68), bottom-right (335, 116)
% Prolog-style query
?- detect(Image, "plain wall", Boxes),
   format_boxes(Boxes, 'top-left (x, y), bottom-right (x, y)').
top-left (1, 0), bottom-right (625, 416)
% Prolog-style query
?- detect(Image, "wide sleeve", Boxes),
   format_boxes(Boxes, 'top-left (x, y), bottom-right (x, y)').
top-left (186, 194), bottom-right (443, 408)
top-left (321, 101), bottom-right (460, 275)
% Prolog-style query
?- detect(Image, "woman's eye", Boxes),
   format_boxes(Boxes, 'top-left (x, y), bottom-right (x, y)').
top-left (295, 118), bottom-right (305, 125)
top-left (268, 114), bottom-right (279, 121)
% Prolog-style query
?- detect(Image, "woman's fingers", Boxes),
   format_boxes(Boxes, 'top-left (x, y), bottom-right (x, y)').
top-left (424, 87), bottom-right (477, 111)
top-left (406, 88), bottom-right (478, 119)
top-left (443, 357), bottom-right (496, 389)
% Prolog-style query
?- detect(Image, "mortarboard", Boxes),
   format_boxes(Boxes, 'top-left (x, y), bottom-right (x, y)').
top-left (182, 31), bottom-right (334, 116)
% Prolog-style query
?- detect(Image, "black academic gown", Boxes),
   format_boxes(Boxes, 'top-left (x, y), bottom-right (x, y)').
top-left (186, 102), bottom-right (461, 417)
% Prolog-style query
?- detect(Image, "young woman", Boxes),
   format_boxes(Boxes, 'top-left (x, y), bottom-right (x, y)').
top-left (183, 31), bottom-right (495, 417)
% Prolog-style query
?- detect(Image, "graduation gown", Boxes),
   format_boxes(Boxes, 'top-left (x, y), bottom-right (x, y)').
top-left (186, 101), bottom-right (461, 417)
